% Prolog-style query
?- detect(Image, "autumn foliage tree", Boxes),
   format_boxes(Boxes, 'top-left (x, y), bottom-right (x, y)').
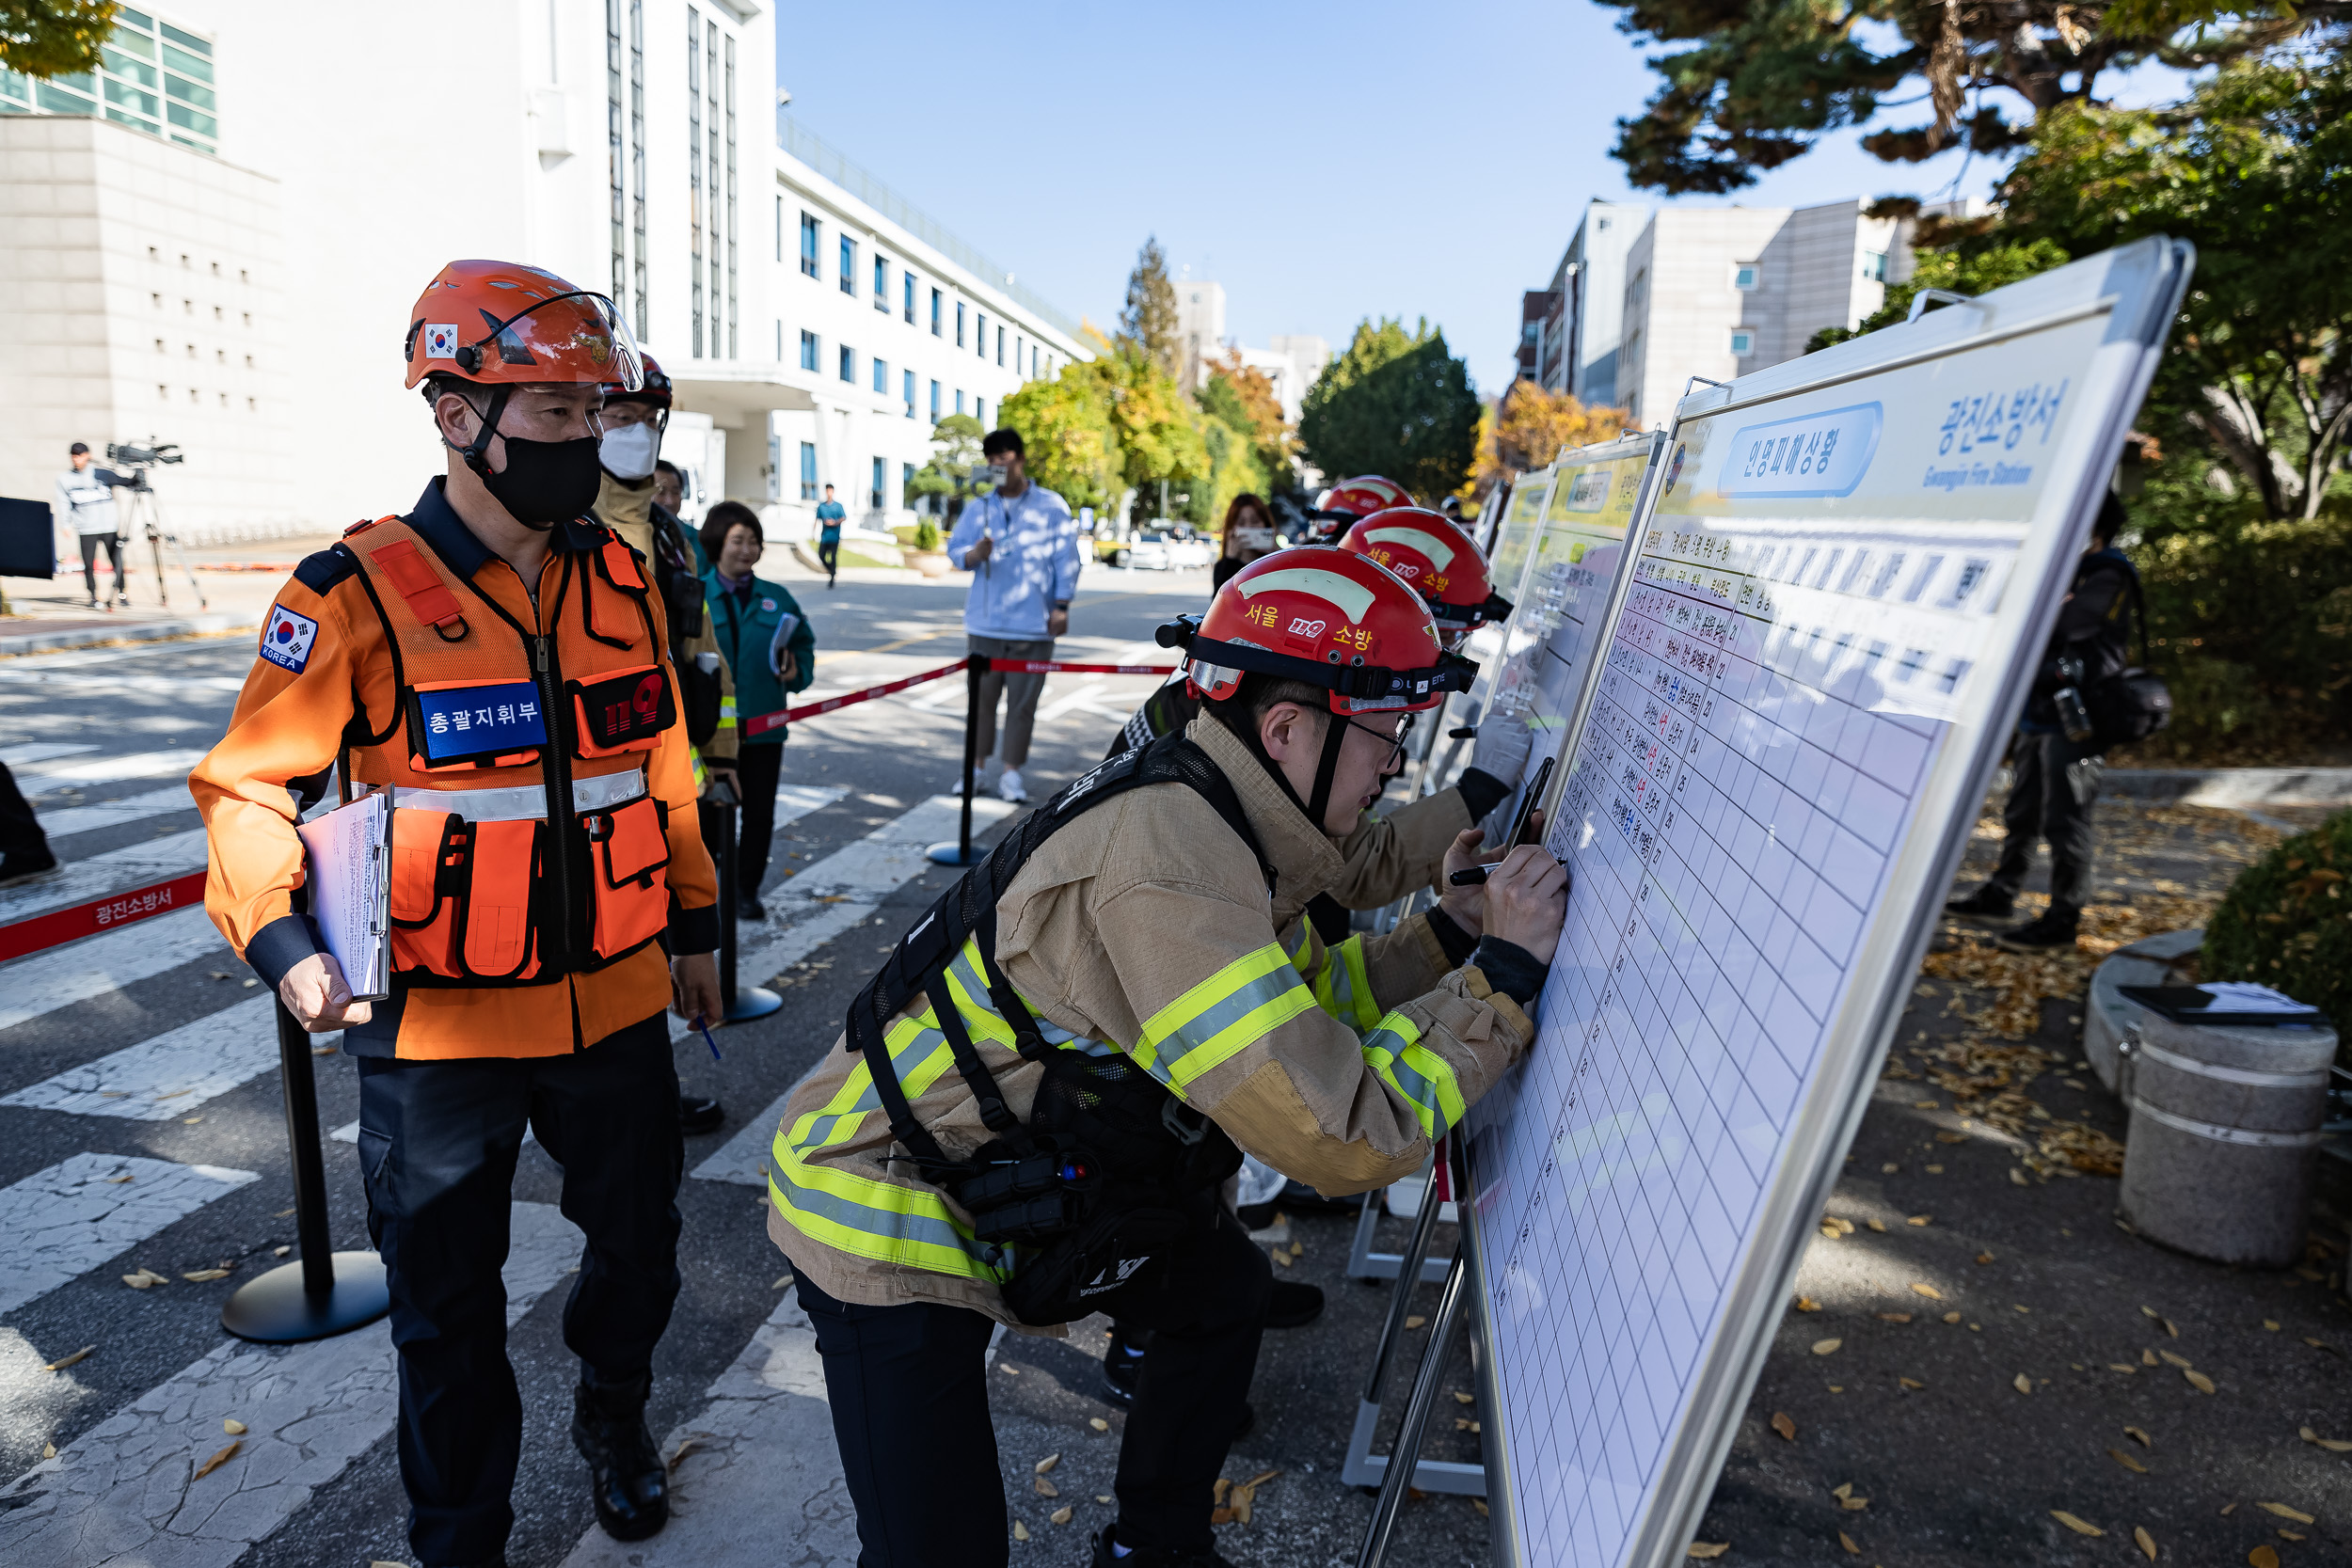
top-left (1465, 383), bottom-right (1634, 499)
top-left (0, 0), bottom-right (117, 78)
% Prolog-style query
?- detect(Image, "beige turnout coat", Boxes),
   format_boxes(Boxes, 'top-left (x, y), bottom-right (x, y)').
top-left (765, 715), bottom-right (1534, 1328)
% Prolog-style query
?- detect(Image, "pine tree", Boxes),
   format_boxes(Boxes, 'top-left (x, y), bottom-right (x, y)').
top-left (1119, 236), bottom-right (1182, 383)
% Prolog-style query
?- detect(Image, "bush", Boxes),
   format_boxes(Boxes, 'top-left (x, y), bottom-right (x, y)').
top-left (912, 519), bottom-right (941, 552)
top-left (2201, 809), bottom-right (2352, 1038)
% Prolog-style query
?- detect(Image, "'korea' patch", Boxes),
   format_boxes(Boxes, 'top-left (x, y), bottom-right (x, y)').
top-left (259, 604), bottom-right (319, 673)
top-left (422, 324), bottom-right (459, 359)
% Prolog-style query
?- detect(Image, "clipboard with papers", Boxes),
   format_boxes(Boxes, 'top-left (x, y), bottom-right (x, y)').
top-left (294, 790), bottom-right (392, 1001)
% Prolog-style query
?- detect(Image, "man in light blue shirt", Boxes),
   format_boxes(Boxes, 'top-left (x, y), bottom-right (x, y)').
top-left (945, 428), bottom-right (1080, 802)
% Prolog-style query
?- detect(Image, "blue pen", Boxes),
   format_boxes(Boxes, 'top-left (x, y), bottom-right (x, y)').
top-left (694, 1016), bottom-right (723, 1062)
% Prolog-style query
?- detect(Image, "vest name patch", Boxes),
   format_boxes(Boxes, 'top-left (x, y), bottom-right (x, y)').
top-left (260, 605), bottom-right (319, 673)
top-left (415, 681), bottom-right (548, 764)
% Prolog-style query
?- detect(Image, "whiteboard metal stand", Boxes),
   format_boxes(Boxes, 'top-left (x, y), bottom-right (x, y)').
top-left (1357, 1138), bottom-right (1485, 1568)
top-left (1342, 1153), bottom-right (1453, 1283)
top-left (1454, 237), bottom-right (2195, 1568)
top-left (1341, 1145), bottom-right (1476, 1494)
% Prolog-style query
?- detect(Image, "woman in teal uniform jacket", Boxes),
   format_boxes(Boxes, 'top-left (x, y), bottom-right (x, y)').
top-left (700, 500), bottom-right (818, 920)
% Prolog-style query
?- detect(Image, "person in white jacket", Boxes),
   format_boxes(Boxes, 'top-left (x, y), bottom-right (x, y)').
top-left (55, 443), bottom-right (126, 610)
top-left (946, 428), bottom-right (1082, 803)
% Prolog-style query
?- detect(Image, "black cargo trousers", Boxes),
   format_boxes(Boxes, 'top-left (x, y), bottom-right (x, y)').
top-left (797, 1201), bottom-right (1273, 1567)
top-left (354, 1014), bottom-right (684, 1567)
top-left (1988, 726), bottom-right (2105, 921)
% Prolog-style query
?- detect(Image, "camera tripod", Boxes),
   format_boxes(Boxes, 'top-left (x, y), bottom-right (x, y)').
top-left (115, 473), bottom-right (208, 611)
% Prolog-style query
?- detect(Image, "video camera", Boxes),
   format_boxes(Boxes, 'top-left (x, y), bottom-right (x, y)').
top-left (103, 440), bottom-right (183, 494)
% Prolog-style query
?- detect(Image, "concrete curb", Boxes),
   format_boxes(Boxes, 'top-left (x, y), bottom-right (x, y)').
top-left (2104, 767), bottom-right (2352, 808)
top-left (0, 611), bottom-right (258, 658)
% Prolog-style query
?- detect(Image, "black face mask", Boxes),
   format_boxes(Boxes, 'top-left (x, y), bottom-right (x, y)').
top-left (481, 434), bottom-right (605, 530)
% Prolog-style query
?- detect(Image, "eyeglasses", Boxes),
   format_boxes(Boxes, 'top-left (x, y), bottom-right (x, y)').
top-left (1340, 710), bottom-right (1416, 769)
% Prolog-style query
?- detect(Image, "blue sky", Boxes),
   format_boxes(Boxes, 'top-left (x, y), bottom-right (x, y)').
top-left (775, 1), bottom-right (2180, 395)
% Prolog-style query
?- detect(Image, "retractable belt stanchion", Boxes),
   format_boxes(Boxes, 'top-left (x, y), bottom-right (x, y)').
top-left (219, 999), bottom-right (389, 1342)
top-left (1358, 1141), bottom-right (1485, 1568)
top-left (702, 774), bottom-right (781, 1022)
top-left (927, 654), bottom-right (989, 866)
top-left (1341, 1139), bottom-right (1485, 1497)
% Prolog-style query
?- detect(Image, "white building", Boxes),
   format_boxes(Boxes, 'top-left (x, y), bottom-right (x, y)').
top-left (1613, 198), bottom-right (1910, 426)
top-left (1515, 198), bottom-right (1646, 407)
top-left (1171, 276), bottom-right (1224, 392)
top-left (0, 0), bottom-right (1086, 546)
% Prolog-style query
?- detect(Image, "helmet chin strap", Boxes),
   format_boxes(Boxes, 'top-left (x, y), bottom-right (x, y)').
top-left (1305, 707), bottom-right (1350, 830)
top-left (450, 384), bottom-right (557, 533)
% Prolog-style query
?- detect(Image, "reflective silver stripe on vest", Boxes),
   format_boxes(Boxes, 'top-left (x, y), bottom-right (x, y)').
top-left (2129, 1036), bottom-right (2332, 1089)
top-left (2127, 1097), bottom-right (2323, 1148)
top-left (390, 768), bottom-right (646, 822)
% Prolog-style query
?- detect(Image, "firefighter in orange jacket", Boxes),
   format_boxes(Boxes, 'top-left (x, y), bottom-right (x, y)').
top-left (191, 260), bottom-right (723, 1568)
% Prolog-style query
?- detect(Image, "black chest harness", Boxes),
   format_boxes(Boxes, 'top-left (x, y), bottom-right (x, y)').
top-left (845, 732), bottom-right (1272, 1323)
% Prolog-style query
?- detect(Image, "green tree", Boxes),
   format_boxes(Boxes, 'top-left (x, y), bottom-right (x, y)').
top-left (1102, 346), bottom-right (1210, 521)
top-left (1806, 236), bottom-right (2075, 354)
top-left (904, 414), bottom-right (988, 514)
top-left (1596, 0), bottom-right (2256, 194)
top-left (1119, 236), bottom-right (1182, 383)
top-left (1, 0), bottom-right (117, 78)
top-left (1989, 52), bottom-right (2352, 520)
top-left (998, 372), bottom-right (1120, 513)
top-left (1298, 318), bottom-right (1482, 502)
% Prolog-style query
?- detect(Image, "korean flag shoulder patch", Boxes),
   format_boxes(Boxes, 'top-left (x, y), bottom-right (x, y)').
top-left (259, 603), bottom-right (320, 674)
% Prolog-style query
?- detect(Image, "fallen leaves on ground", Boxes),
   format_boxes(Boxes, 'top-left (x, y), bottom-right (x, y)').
top-left (181, 1268), bottom-right (230, 1282)
top-left (1686, 1545), bottom-right (1729, 1560)
top-left (1831, 1481), bottom-right (1869, 1512)
top-left (2014, 1374), bottom-right (2035, 1395)
top-left (1050, 1506), bottom-right (1073, 1526)
top-left (1406, 1315), bottom-right (1427, 1329)
top-left (2125, 1427), bottom-right (2152, 1449)
top-left (1907, 1215), bottom-right (1933, 1227)
top-left (1454, 1391), bottom-right (1475, 1404)
top-left (193, 1441), bottom-right (241, 1480)
top-left (1795, 1296), bottom-right (1821, 1312)
top-left (222, 1418), bottom-right (246, 1435)
top-left (1011, 1520), bottom-right (1030, 1542)
top-left (2135, 1525), bottom-right (2158, 1560)
top-left (2185, 1369), bottom-right (2217, 1394)
top-left (43, 1346), bottom-right (94, 1371)
top-left (1089, 1418), bottom-right (1110, 1433)
top-left (1911, 1282), bottom-right (1944, 1299)
top-left (1210, 1468), bottom-right (1280, 1526)
top-left (1770, 1412), bottom-right (1797, 1441)
top-left (1899, 1376), bottom-right (1925, 1390)
top-left (2051, 1511), bottom-right (2104, 1536)
top-left (1034, 1477), bottom-right (1058, 1497)
top-left (1878, 1312), bottom-right (1913, 1323)
top-left (1812, 1338), bottom-right (1842, 1356)
top-left (666, 1437), bottom-right (702, 1473)
top-left (2257, 1502), bottom-right (2314, 1524)
top-left (2248, 1545), bottom-right (2279, 1567)
top-left (1035, 1453), bottom-right (1059, 1474)
top-left (2300, 1426), bottom-right (2352, 1452)
top-left (2108, 1447), bottom-right (2149, 1474)
top-left (1839, 1530), bottom-right (1860, 1555)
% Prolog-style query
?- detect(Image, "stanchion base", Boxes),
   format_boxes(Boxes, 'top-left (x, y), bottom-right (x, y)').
top-left (220, 1252), bottom-right (390, 1344)
top-left (725, 984), bottom-right (784, 1022)
top-left (926, 842), bottom-right (987, 865)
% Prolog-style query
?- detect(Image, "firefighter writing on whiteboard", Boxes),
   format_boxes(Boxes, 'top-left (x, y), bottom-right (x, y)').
top-left (191, 260), bottom-right (723, 1568)
top-left (765, 546), bottom-right (1568, 1568)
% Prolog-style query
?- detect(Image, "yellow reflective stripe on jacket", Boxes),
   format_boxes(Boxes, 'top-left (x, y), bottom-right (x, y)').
top-left (1310, 934), bottom-right (1382, 1034)
top-left (1360, 1012), bottom-right (1466, 1140)
top-left (717, 694), bottom-right (738, 732)
top-left (1133, 942), bottom-right (1318, 1095)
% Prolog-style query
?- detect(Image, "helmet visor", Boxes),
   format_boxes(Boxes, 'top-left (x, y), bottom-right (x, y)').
top-left (463, 289), bottom-right (643, 389)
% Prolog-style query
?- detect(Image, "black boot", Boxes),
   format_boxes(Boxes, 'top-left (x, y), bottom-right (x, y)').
top-left (1997, 909), bottom-right (2080, 951)
top-left (571, 1375), bottom-right (668, 1542)
top-left (677, 1092), bottom-right (724, 1135)
top-left (1944, 885), bottom-right (2014, 918)
top-left (1266, 1279), bottom-right (1324, 1329)
top-left (1090, 1523), bottom-right (1238, 1567)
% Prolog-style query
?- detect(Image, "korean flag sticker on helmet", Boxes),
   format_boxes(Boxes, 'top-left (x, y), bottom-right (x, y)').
top-left (260, 603), bottom-right (319, 673)
top-left (423, 324), bottom-right (459, 359)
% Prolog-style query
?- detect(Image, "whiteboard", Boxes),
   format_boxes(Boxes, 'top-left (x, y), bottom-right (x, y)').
top-left (1460, 238), bottom-right (2195, 1568)
top-left (1473, 433), bottom-right (1667, 839)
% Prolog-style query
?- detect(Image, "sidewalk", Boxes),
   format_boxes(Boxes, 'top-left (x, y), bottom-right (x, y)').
top-left (0, 535), bottom-right (336, 657)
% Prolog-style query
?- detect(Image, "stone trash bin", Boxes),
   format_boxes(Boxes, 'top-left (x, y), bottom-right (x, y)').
top-left (2117, 1009), bottom-right (2339, 1268)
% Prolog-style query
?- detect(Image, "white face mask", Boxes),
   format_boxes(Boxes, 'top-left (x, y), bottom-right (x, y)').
top-left (599, 421), bottom-right (661, 481)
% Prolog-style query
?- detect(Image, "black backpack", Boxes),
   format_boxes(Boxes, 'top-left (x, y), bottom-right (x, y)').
top-left (2085, 571), bottom-right (2171, 748)
top-left (845, 731), bottom-right (1267, 1324)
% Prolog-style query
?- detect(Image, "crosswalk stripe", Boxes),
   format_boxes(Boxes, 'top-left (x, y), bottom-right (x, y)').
top-left (14, 747), bottom-right (210, 787)
top-left (690, 792), bottom-right (1019, 1186)
top-left (28, 782), bottom-right (196, 839)
top-left (0, 1152), bottom-right (260, 1317)
top-left (0, 826), bottom-right (208, 924)
top-left (2, 997), bottom-right (277, 1121)
top-left (0, 1201), bottom-right (583, 1568)
top-left (0, 907), bottom-right (228, 1035)
top-left (555, 1290), bottom-right (858, 1568)
top-left (0, 743), bottom-right (97, 768)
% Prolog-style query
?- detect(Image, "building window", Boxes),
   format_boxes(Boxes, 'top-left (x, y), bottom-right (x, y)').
top-left (870, 456), bottom-right (885, 511)
top-left (1862, 249), bottom-right (1889, 282)
top-left (628, 0), bottom-right (645, 337)
top-left (903, 271), bottom-right (915, 324)
top-left (687, 7), bottom-right (703, 356)
top-left (955, 388), bottom-right (964, 415)
top-left (1014, 334), bottom-right (1023, 374)
top-left (839, 233), bottom-right (854, 295)
top-left (955, 301), bottom-right (965, 347)
top-left (930, 380), bottom-right (941, 421)
top-left (800, 441), bottom-right (818, 501)
top-left (839, 344), bottom-right (854, 383)
top-left (903, 369), bottom-right (915, 418)
top-left (873, 253), bottom-right (888, 309)
top-left (975, 398), bottom-right (985, 427)
top-left (930, 288), bottom-right (943, 336)
top-left (1729, 327), bottom-right (1756, 356)
top-left (8, 10), bottom-right (218, 151)
top-left (1733, 262), bottom-right (1759, 292)
top-left (607, 0), bottom-right (625, 314)
top-left (1031, 345), bottom-right (1040, 378)
top-left (902, 461), bottom-right (915, 500)
top-left (774, 194), bottom-right (784, 262)
top-left (872, 356), bottom-right (887, 394)
top-left (800, 211), bottom-right (819, 278)
top-left (996, 325), bottom-right (1006, 366)
top-left (976, 313), bottom-right (987, 358)
top-left (723, 30), bottom-right (737, 359)
top-left (775, 319), bottom-right (782, 359)
top-left (800, 328), bottom-right (818, 371)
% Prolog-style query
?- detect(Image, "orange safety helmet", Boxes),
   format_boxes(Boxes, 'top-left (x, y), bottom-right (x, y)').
top-left (1337, 507), bottom-right (1514, 646)
top-left (1307, 475), bottom-right (1414, 539)
top-left (404, 259), bottom-right (642, 392)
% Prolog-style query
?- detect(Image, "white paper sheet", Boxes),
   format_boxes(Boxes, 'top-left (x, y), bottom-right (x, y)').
top-left (294, 791), bottom-right (390, 1000)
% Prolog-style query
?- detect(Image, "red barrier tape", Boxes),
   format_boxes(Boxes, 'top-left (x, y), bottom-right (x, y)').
top-left (986, 659), bottom-right (1178, 676)
top-left (0, 870), bottom-right (209, 963)
top-left (742, 656), bottom-right (972, 738)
